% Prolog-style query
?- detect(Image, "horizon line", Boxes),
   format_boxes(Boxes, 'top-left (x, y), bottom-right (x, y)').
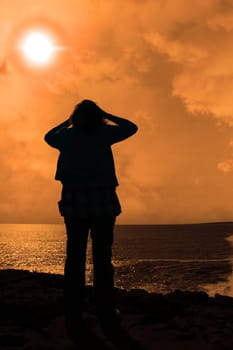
top-left (0, 221), bottom-right (232, 226)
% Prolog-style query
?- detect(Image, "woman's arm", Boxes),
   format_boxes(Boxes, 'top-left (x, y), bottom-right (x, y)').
top-left (44, 118), bottom-right (71, 148)
top-left (103, 113), bottom-right (138, 144)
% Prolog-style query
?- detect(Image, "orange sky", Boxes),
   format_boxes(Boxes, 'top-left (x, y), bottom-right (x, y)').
top-left (1, 0), bottom-right (233, 224)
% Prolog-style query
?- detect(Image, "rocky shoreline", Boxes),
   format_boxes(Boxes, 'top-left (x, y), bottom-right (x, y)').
top-left (0, 269), bottom-right (233, 349)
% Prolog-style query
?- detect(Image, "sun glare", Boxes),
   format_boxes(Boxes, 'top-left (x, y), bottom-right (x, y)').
top-left (19, 30), bottom-right (60, 66)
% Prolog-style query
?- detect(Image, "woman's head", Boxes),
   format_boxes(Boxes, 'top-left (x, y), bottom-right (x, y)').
top-left (70, 100), bottom-right (105, 130)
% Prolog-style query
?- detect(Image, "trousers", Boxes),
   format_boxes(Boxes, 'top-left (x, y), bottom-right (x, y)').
top-left (63, 215), bottom-right (116, 320)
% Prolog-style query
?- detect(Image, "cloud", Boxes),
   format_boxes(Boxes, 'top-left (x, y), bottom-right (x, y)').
top-left (0, 61), bottom-right (7, 75)
top-left (207, 12), bottom-right (233, 31)
top-left (217, 160), bottom-right (233, 173)
top-left (144, 32), bottom-right (208, 64)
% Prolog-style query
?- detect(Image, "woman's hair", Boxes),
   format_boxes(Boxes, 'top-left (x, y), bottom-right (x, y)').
top-left (70, 100), bottom-right (106, 130)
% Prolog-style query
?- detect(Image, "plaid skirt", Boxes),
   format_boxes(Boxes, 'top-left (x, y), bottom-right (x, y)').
top-left (58, 186), bottom-right (122, 219)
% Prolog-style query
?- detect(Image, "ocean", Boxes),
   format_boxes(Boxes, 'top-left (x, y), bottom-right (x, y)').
top-left (0, 223), bottom-right (233, 297)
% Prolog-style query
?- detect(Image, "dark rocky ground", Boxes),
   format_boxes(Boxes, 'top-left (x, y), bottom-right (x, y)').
top-left (0, 269), bottom-right (233, 350)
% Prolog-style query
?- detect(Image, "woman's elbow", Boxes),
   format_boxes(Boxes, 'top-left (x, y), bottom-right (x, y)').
top-left (44, 133), bottom-right (55, 146)
top-left (131, 123), bottom-right (138, 135)
top-left (44, 133), bottom-right (50, 144)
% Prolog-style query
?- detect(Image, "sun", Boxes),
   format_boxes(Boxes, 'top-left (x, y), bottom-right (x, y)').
top-left (19, 30), bottom-right (60, 66)
top-left (22, 32), bottom-right (54, 63)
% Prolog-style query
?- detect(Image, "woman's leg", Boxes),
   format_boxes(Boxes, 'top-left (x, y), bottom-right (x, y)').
top-left (90, 216), bottom-right (116, 323)
top-left (64, 218), bottom-right (89, 323)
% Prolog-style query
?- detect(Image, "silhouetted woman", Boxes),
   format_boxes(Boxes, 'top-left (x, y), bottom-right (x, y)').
top-left (44, 100), bottom-right (138, 335)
